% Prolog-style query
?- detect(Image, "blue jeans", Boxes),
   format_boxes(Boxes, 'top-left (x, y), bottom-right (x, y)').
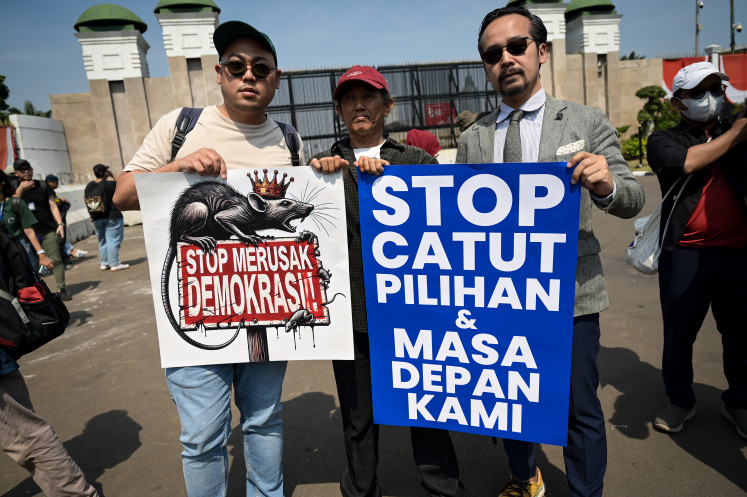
top-left (93, 217), bottom-right (124, 266)
top-left (18, 237), bottom-right (37, 270)
top-left (165, 361), bottom-right (287, 497)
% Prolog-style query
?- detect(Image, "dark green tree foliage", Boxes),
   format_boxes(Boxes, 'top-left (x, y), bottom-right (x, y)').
top-left (620, 51), bottom-right (646, 60)
top-left (0, 76), bottom-right (10, 125)
top-left (635, 85), bottom-right (679, 135)
top-left (8, 100), bottom-right (52, 118)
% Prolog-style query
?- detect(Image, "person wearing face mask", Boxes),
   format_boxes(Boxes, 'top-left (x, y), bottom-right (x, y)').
top-left (647, 61), bottom-right (747, 440)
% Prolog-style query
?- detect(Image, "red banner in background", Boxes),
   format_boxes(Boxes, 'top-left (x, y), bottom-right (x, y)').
top-left (721, 53), bottom-right (747, 103)
top-left (662, 54), bottom-right (747, 103)
top-left (0, 126), bottom-right (16, 171)
top-left (425, 102), bottom-right (457, 126)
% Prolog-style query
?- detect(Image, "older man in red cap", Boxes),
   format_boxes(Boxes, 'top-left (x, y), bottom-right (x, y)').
top-left (310, 66), bottom-right (463, 497)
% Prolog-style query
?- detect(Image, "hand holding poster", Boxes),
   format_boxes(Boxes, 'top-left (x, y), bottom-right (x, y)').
top-left (136, 168), bottom-right (353, 367)
top-left (358, 162), bottom-right (580, 446)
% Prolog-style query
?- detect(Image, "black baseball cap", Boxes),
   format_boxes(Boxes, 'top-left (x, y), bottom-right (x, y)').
top-left (14, 159), bottom-right (31, 171)
top-left (213, 21), bottom-right (277, 64)
top-left (93, 164), bottom-right (110, 177)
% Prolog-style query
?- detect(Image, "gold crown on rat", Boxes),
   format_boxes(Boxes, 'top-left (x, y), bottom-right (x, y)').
top-left (249, 169), bottom-right (294, 199)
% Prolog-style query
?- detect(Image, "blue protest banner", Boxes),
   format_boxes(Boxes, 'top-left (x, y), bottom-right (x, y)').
top-left (358, 162), bottom-right (581, 446)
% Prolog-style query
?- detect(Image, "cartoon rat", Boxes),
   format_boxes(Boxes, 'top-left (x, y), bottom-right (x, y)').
top-left (161, 180), bottom-right (313, 351)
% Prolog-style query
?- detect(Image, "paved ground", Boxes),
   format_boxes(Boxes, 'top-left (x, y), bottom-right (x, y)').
top-left (1, 174), bottom-right (745, 497)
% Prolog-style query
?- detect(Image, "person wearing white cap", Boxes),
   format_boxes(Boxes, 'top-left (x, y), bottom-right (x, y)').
top-left (647, 61), bottom-right (747, 439)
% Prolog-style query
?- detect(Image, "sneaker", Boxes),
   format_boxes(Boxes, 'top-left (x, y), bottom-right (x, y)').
top-left (100, 265), bottom-right (110, 271)
top-left (110, 264), bottom-right (130, 272)
top-left (654, 404), bottom-right (695, 433)
top-left (498, 467), bottom-right (545, 497)
top-left (722, 404), bottom-right (747, 440)
top-left (71, 249), bottom-right (88, 258)
top-left (58, 289), bottom-right (72, 301)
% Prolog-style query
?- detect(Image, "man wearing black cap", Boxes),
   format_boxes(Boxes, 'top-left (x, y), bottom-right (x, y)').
top-left (85, 164), bottom-right (127, 272)
top-left (12, 159), bottom-right (70, 301)
top-left (311, 66), bottom-right (462, 497)
top-left (114, 20), bottom-right (302, 497)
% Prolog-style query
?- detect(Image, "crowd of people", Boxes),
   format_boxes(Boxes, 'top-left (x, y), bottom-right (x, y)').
top-left (2, 5), bottom-right (746, 497)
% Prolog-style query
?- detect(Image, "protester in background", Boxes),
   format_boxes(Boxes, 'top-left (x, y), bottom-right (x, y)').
top-left (311, 65), bottom-right (463, 497)
top-left (11, 159), bottom-right (70, 301)
top-left (45, 174), bottom-right (86, 267)
top-left (405, 128), bottom-right (442, 157)
top-left (114, 20), bottom-right (303, 497)
top-left (84, 164), bottom-right (128, 272)
top-left (647, 61), bottom-right (747, 440)
top-left (457, 7), bottom-right (644, 497)
top-left (0, 220), bottom-right (99, 497)
top-left (0, 170), bottom-right (53, 271)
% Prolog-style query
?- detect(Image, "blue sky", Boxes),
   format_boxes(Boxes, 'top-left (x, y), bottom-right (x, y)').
top-left (1, 0), bottom-right (745, 112)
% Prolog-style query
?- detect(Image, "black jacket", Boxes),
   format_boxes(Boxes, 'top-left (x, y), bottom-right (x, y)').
top-left (311, 136), bottom-right (437, 333)
top-left (647, 118), bottom-right (747, 251)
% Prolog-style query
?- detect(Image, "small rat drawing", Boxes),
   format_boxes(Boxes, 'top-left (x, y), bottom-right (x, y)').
top-left (282, 293), bottom-right (345, 349)
top-left (161, 180), bottom-right (313, 351)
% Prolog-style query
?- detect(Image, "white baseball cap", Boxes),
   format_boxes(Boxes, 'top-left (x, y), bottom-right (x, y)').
top-left (672, 61), bottom-right (728, 94)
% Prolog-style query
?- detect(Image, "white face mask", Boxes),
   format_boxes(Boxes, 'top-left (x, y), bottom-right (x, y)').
top-left (678, 92), bottom-right (724, 123)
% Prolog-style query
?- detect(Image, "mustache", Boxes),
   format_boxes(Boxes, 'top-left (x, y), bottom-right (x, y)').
top-left (500, 68), bottom-right (524, 80)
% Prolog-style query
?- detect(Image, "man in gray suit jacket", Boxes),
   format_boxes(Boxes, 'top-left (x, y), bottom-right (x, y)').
top-left (457, 7), bottom-right (644, 497)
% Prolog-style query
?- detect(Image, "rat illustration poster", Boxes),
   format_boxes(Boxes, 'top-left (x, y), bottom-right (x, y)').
top-left (135, 167), bottom-right (353, 368)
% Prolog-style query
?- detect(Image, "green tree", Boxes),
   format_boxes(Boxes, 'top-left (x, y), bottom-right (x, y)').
top-left (635, 85), bottom-right (679, 136)
top-left (8, 100), bottom-right (51, 118)
top-left (0, 75), bottom-right (10, 125)
top-left (620, 51), bottom-right (646, 60)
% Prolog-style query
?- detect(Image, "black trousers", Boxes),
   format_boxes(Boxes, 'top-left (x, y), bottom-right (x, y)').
top-left (659, 245), bottom-right (747, 410)
top-left (503, 314), bottom-right (607, 497)
top-left (333, 331), bottom-right (464, 497)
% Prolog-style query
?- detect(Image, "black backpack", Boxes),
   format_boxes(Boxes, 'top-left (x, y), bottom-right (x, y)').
top-left (0, 224), bottom-right (69, 359)
top-left (170, 107), bottom-right (301, 166)
top-left (84, 181), bottom-right (107, 215)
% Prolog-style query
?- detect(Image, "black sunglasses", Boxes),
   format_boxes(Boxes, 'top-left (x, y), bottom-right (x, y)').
top-left (481, 37), bottom-right (536, 65)
top-left (220, 60), bottom-right (277, 80)
top-left (682, 83), bottom-right (726, 99)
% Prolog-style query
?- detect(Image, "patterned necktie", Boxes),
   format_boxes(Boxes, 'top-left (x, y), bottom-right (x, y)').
top-left (503, 109), bottom-right (526, 163)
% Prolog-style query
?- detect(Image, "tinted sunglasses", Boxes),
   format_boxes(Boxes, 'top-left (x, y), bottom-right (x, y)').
top-left (220, 60), bottom-right (277, 80)
top-left (682, 83), bottom-right (726, 99)
top-left (481, 37), bottom-right (536, 65)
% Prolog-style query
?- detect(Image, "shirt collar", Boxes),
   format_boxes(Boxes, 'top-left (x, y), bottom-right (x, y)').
top-left (496, 88), bottom-right (547, 124)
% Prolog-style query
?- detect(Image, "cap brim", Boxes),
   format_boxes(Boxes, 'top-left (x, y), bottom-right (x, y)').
top-left (333, 78), bottom-right (386, 100)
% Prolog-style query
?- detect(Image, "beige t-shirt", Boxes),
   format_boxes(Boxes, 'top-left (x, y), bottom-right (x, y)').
top-left (124, 105), bottom-right (305, 172)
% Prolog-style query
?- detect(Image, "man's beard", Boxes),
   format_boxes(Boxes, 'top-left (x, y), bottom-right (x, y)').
top-left (499, 71), bottom-right (529, 97)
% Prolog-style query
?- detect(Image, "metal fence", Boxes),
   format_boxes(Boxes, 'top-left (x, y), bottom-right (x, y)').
top-left (266, 61), bottom-right (499, 158)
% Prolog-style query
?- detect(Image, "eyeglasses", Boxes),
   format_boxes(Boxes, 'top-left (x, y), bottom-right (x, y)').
top-left (481, 37), bottom-right (536, 65)
top-left (682, 83), bottom-right (726, 99)
top-left (219, 60), bottom-right (277, 80)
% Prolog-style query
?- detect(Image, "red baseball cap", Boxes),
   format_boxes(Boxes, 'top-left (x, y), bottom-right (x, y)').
top-left (333, 65), bottom-right (389, 101)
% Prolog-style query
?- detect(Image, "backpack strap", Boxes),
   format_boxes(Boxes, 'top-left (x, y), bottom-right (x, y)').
top-left (0, 288), bottom-right (29, 325)
top-left (170, 107), bottom-right (204, 162)
top-left (276, 121), bottom-right (301, 167)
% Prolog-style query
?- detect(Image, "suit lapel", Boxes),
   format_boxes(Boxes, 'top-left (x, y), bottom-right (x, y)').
top-left (478, 109), bottom-right (499, 163)
top-left (538, 96), bottom-right (568, 162)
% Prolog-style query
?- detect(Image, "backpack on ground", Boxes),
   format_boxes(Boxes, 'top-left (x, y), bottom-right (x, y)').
top-left (170, 107), bottom-right (301, 166)
top-left (84, 181), bottom-right (107, 214)
top-left (0, 224), bottom-right (69, 359)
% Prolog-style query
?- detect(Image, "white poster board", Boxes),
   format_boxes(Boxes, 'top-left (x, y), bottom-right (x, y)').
top-left (135, 167), bottom-right (353, 367)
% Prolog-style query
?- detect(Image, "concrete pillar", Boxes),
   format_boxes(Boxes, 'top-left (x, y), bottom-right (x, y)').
top-left (88, 79), bottom-right (122, 170)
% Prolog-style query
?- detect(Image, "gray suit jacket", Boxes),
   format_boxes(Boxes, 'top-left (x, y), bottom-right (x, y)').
top-left (456, 95), bottom-right (645, 316)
